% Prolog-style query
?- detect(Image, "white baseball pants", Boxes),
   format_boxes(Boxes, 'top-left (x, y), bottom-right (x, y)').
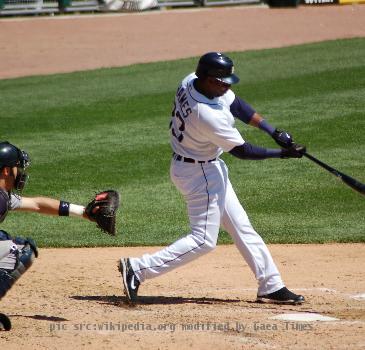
top-left (130, 158), bottom-right (284, 295)
top-left (0, 241), bottom-right (13, 261)
top-left (0, 241), bottom-right (18, 270)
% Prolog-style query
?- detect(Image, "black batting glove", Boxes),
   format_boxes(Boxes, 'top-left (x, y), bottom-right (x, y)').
top-left (272, 129), bottom-right (294, 149)
top-left (281, 143), bottom-right (306, 158)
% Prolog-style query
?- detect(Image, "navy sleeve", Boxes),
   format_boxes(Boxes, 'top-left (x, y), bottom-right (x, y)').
top-left (229, 97), bottom-right (256, 124)
top-left (229, 143), bottom-right (282, 160)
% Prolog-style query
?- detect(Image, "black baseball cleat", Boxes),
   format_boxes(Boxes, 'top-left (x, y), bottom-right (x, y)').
top-left (256, 287), bottom-right (305, 305)
top-left (0, 313), bottom-right (11, 331)
top-left (118, 258), bottom-right (140, 303)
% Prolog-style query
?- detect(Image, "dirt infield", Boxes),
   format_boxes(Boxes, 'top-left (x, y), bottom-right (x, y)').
top-left (1, 245), bottom-right (365, 349)
top-left (0, 5), bottom-right (365, 79)
top-left (0, 5), bottom-right (365, 349)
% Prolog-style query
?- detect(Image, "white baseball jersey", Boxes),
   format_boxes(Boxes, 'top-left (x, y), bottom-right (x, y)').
top-left (170, 73), bottom-right (244, 161)
top-left (0, 190), bottom-right (21, 224)
top-left (0, 192), bottom-right (22, 266)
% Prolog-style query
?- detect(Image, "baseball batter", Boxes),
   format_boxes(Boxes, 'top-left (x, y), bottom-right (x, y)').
top-left (119, 52), bottom-right (305, 304)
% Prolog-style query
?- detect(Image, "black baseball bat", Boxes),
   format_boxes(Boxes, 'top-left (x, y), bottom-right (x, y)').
top-left (303, 152), bottom-right (365, 196)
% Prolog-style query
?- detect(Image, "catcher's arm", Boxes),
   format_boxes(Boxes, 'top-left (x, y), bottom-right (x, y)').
top-left (17, 196), bottom-right (86, 217)
top-left (18, 191), bottom-right (120, 235)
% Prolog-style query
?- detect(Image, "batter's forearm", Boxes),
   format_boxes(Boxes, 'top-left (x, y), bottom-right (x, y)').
top-left (250, 113), bottom-right (276, 135)
top-left (251, 114), bottom-right (296, 150)
top-left (229, 143), bottom-right (282, 160)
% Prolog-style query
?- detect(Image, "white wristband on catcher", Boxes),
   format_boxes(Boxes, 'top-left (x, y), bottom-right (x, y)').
top-left (69, 204), bottom-right (85, 217)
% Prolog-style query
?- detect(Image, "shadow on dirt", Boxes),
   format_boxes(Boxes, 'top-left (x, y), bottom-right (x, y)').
top-left (7, 314), bottom-right (69, 322)
top-left (70, 295), bottom-right (243, 306)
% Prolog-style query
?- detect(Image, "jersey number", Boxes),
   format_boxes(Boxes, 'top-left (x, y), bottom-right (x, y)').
top-left (171, 102), bottom-right (185, 142)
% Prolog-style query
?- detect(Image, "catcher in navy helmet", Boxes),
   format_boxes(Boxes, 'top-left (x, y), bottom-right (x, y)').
top-left (0, 141), bottom-right (119, 331)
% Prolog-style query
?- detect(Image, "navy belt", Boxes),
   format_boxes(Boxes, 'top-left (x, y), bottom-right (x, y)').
top-left (173, 152), bottom-right (216, 164)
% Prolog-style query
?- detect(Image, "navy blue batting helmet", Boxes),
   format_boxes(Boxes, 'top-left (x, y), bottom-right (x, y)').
top-left (196, 52), bottom-right (239, 85)
top-left (0, 142), bottom-right (23, 169)
top-left (0, 141), bottom-right (30, 191)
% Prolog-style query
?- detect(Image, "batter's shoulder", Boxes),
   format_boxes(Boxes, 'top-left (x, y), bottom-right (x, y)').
top-left (219, 89), bottom-right (236, 107)
top-left (181, 72), bottom-right (196, 87)
top-left (196, 103), bottom-right (227, 127)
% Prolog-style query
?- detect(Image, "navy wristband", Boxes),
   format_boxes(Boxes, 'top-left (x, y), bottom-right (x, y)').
top-left (59, 201), bottom-right (70, 216)
top-left (258, 119), bottom-right (276, 136)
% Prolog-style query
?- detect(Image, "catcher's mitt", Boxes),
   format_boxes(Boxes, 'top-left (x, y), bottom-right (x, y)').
top-left (85, 190), bottom-right (120, 235)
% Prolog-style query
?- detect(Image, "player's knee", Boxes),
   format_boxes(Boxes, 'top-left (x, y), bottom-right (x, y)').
top-left (0, 237), bottom-right (38, 300)
top-left (197, 236), bottom-right (217, 253)
top-left (205, 227), bottom-right (219, 251)
top-left (190, 232), bottom-right (217, 253)
top-left (11, 238), bottom-right (38, 277)
top-left (12, 237), bottom-right (39, 261)
top-left (204, 238), bottom-right (217, 251)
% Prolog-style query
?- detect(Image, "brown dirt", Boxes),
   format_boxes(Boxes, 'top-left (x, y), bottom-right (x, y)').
top-left (0, 5), bottom-right (364, 350)
top-left (1, 245), bottom-right (365, 349)
top-left (0, 5), bottom-right (365, 79)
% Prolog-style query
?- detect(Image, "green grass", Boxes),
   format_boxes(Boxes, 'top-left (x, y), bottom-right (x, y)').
top-left (0, 38), bottom-right (364, 247)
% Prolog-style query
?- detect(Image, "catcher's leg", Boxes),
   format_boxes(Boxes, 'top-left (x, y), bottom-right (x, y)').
top-left (0, 233), bottom-right (14, 331)
top-left (0, 232), bottom-right (37, 331)
top-left (0, 241), bottom-right (16, 262)
top-left (0, 231), bottom-right (16, 261)
top-left (0, 234), bottom-right (38, 299)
